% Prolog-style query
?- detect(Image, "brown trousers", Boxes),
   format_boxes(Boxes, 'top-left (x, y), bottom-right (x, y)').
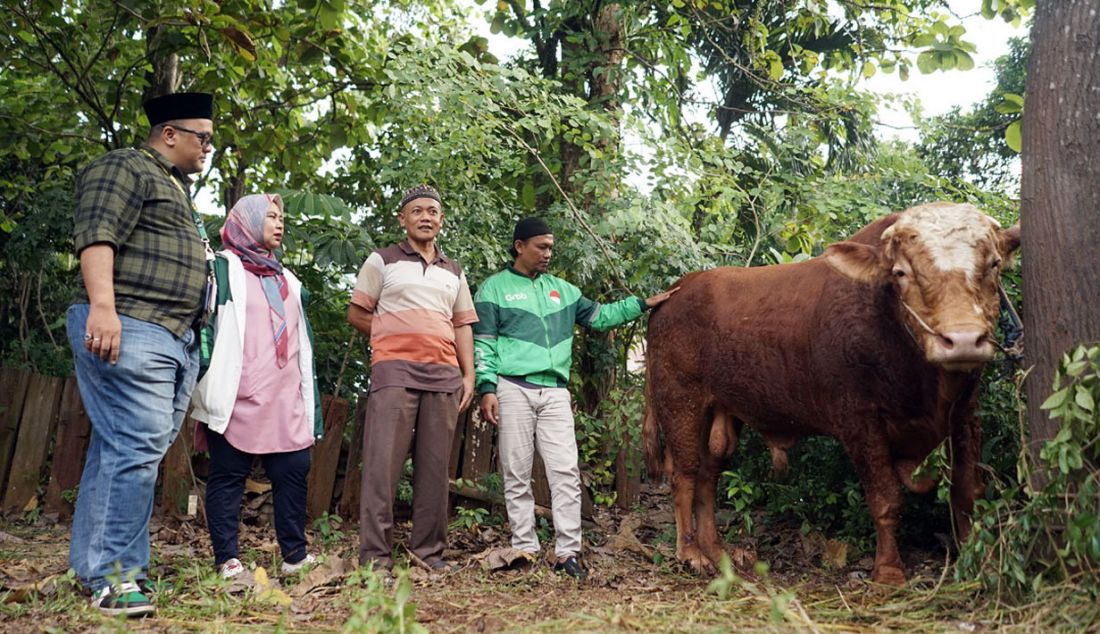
top-left (358, 386), bottom-right (459, 568)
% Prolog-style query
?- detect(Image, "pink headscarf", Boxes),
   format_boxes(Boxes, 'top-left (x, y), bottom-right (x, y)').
top-left (222, 194), bottom-right (290, 368)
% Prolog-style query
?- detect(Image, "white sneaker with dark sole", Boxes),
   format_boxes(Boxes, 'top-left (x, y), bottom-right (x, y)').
top-left (91, 582), bottom-right (155, 617)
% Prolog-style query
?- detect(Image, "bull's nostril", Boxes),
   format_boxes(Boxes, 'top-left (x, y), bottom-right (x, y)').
top-left (939, 335), bottom-right (955, 350)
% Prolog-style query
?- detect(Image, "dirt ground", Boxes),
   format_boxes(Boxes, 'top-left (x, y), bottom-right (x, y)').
top-left (0, 485), bottom-right (1091, 633)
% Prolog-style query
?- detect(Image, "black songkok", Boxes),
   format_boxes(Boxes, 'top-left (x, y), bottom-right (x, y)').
top-left (143, 92), bottom-right (214, 127)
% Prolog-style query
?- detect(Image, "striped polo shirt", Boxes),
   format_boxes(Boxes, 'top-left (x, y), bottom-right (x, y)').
top-left (351, 240), bottom-right (478, 393)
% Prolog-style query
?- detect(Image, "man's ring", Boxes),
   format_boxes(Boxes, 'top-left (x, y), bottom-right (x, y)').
top-left (93, 337), bottom-right (101, 342)
top-left (84, 333), bottom-right (92, 341)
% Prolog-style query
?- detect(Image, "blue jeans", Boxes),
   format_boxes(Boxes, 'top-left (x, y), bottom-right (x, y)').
top-left (66, 304), bottom-right (199, 592)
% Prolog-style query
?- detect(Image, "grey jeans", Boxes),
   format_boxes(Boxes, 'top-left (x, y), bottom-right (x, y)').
top-left (496, 380), bottom-right (582, 558)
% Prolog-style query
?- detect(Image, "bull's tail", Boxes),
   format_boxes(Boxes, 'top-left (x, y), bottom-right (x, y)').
top-left (643, 348), bottom-right (664, 480)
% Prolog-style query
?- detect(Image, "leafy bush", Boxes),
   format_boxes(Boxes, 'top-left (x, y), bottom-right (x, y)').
top-left (574, 377), bottom-right (645, 508)
top-left (958, 343), bottom-right (1100, 598)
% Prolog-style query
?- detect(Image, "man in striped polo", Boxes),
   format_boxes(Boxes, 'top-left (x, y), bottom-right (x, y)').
top-left (473, 217), bottom-right (677, 580)
top-left (348, 184), bottom-right (478, 576)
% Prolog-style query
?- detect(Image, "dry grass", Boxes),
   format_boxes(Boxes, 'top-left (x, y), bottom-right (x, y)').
top-left (1, 499), bottom-right (1097, 633)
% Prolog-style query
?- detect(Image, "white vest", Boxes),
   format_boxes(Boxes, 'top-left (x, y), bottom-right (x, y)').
top-left (190, 251), bottom-right (316, 435)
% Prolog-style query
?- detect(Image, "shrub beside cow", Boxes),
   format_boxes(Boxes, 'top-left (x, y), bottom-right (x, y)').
top-left (643, 202), bottom-right (1021, 585)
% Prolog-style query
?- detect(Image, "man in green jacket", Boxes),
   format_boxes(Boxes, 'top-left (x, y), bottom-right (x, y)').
top-left (474, 217), bottom-right (677, 580)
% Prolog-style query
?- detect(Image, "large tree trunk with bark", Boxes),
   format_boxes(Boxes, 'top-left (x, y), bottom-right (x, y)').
top-left (1020, 0), bottom-right (1100, 464)
top-left (143, 26), bottom-right (179, 102)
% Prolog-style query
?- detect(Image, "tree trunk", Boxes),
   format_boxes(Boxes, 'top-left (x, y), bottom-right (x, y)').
top-left (143, 26), bottom-right (179, 102)
top-left (1020, 0), bottom-right (1100, 466)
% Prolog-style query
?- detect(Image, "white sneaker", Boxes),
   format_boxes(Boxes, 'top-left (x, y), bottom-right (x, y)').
top-left (220, 558), bottom-right (244, 579)
top-left (280, 553), bottom-right (316, 574)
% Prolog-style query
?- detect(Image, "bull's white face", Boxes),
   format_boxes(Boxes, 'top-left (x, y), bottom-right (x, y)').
top-left (826, 202), bottom-right (1021, 372)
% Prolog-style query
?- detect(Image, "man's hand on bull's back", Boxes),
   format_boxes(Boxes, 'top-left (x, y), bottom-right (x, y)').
top-left (645, 286), bottom-right (681, 310)
top-left (479, 393), bottom-right (500, 426)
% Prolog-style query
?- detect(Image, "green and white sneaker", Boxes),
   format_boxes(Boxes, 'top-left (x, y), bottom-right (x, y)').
top-left (91, 582), bottom-right (155, 617)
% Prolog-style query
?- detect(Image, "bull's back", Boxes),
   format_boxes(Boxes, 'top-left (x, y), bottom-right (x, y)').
top-left (648, 258), bottom-right (883, 435)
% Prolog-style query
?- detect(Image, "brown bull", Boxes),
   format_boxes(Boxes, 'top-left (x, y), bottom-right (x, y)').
top-left (643, 202), bottom-right (1021, 585)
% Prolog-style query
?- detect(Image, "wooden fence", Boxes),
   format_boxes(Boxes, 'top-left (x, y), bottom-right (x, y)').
top-left (0, 367), bottom-right (638, 524)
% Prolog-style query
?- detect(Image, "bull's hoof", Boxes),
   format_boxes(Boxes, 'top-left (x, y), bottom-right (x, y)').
top-left (871, 565), bottom-right (907, 586)
top-left (677, 545), bottom-right (715, 575)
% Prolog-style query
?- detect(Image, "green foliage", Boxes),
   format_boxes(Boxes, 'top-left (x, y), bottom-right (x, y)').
top-left (448, 506), bottom-right (490, 532)
top-left (343, 568), bottom-right (427, 634)
top-left (0, 161), bottom-right (76, 376)
top-left (918, 37), bottom-right (1030, 191)
top-left (573, 377), bottom-right (645, 507)
top-left (958, 344), bottom-right (1100, 598)
top-left (719, 469), bottom-right (761, 537)
top-left (396, 458), bottom-right (414, 504)
top-left (311, 512), bottom-right (346, 551)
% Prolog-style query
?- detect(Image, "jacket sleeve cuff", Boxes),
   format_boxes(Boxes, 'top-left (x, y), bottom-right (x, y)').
top-left (477, 382), bottom-right (497, 395)
top-left (637, 297), bottom-right (649, 313)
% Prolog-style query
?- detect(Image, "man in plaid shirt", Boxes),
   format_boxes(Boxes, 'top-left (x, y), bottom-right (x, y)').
top-left (66, 92), bottom-right (214, 617)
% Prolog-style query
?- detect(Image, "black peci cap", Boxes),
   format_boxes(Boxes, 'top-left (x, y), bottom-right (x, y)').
top-left (143, 92), bottom-right (214, 126)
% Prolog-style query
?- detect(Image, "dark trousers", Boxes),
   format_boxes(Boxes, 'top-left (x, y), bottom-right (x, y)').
top-left (358, 387), bottom-right (459, 569)
top-left (205, 431), bottom-right (311, 565)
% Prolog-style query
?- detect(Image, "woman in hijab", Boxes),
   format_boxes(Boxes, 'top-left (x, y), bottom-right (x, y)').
top-left (191, 193), bottom-right (322, 579)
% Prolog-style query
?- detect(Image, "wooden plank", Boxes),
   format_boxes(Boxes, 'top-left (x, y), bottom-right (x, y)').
top-left (335, 394), bottom-right (368, 522)
top-left (449, 408), bottom-right (471, 481)
top-left (0, 368), bottom-right (32, 494)
top-left (43, 377), bottom-right (92, 518)
top-left (532, 452), bottom-right (553, 509)
top-left (614, 440), bottom-right (641, 511)
top-left (459, 414), bottom-right (495, 484)
top-left (158, 416), bottom-right (195, 516)
top-left (2, 373), bottom-right (64, 514)
top-left (307, 395), bottom-right (349, 521)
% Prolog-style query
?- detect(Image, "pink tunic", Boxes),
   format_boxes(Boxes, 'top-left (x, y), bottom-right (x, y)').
top-left (224, 271), bottom-right (313, 454)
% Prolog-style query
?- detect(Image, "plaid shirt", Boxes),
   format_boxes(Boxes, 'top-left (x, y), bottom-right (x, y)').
top-left (73, 146), bottom-right (207, 338)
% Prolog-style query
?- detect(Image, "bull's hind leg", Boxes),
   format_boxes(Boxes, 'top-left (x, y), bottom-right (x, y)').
top-left (671, 468), bottom-right (712, 573)
top-left (692, 464), bottom-right (723, 567)
top-left (695, 409), bottom-right (739, 566)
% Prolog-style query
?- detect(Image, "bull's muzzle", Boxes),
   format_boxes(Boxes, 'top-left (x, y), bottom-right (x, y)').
top-left (928, 327), bottom-right (995, 371)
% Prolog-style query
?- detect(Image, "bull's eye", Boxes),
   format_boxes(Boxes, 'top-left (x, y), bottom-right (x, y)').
top-left (893, 268), bottom-right (906, 278)
top-left (991, 258), bottom-right (1002, 270)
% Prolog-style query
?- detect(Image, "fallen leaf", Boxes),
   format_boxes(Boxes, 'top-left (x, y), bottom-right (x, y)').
top-left (253, 566), bottom-right (293, 606)
top-left (288, 555), bottom-right (347, 597)
top-left (606, 515), bottom-right (653, 559)
top-left (822, 539), bottom-right (848, 569)
top-left (245, 478), bottom-right (272, 495)
top-left (3, 573), bottom-right (61, 604)
top-left (472, 547), bottom-right (537, 571)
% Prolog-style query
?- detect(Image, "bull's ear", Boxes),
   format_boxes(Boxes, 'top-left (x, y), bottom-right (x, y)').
top-left (824, 241), bottom-right (888, 284)
top-left (1000, 223), bottom-right (1021, 257)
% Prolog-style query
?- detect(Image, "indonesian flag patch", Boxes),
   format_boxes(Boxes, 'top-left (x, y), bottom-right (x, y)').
top-left (549, 290), bottom-right (561, 305)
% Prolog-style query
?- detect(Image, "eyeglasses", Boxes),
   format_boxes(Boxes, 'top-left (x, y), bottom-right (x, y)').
top-left (168, 124), bottom-right (214, 148)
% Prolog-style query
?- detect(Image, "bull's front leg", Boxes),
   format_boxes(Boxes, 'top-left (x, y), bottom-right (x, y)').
top-left (948, 412), bottom-right (983, 542)
top-left (849, 437), bottom-right (907, 585)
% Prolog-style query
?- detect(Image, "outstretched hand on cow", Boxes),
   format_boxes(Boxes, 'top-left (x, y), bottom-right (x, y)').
top-left (645, 286), bottom-right (680, 309)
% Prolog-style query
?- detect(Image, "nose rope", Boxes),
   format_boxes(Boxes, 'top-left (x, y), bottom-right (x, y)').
top-left (900, 300), bottom-right (940, 339)
top-left (900, 286), bottom-right (1024, 361)
top-left (995, 283), bottom-right (1024, 359)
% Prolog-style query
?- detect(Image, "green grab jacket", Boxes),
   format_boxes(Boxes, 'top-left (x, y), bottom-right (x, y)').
top-left (473, 266), bottom-right (646, 395)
